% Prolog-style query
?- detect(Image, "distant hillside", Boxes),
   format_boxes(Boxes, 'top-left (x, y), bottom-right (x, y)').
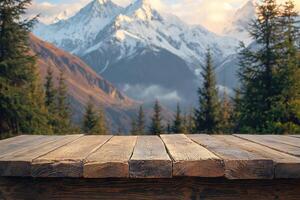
top-left (30, 34), bottom-right (138, 132)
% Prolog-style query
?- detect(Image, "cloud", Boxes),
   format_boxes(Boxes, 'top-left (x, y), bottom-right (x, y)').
top-left (27, 0), bottom-right (90, 23)
top-left (121, 84), bottom-right (182, 104)
top-left (164, 0), bottom-right (300, 33)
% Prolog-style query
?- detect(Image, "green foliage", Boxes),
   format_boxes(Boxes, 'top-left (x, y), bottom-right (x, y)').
top-left (44, 69), bottom-right (74, 134)
top-left (219, 92), bottom-right (234, 134)
top-left (185, 109), bottom-right (196, 134)
top-left (166, 121), bottom-right (172, 134)
top-left (137, 106), bottom-right (146, 134)
top-left (93, 106), bottom-right (109, 135)
top-left (82, 99), bottom-right (109, 135)
top-left (0, 0), bottom-right (52, 135)
top-left (130, 118), bottom-right (138, 135)
top-left (231, 89), bottom-right (242, 133)
top-left (54, 71), bottom-right (72, 134)
top-left (82, 101), bottom-right (98, 134)
top-left (172, 103), bottom-right (184, 133)
top-left (130, 106), bottom-right (146, 135)
top-left (44, 67), bottom-right (56, 109)
top-left (270, 0), bottom-right (300, 133)
top-left (149, 100), bottom-right (164, 135)
top-left (238, 0), bottom-right (300, 134)
top-left (194, 49), bottom-right (221, 134)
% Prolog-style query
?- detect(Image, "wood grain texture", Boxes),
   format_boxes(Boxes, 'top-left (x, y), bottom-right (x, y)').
top-left (290, 135), bottom-right (300, 138)
top-left (0, 135), bottom-right (82, 176)
top-left (235, 134), bottom-right (300, 157)
top-left (32, 135), bottom-right (112, 178)
top-left (252, 135), bottom-right (300, 148)
top-left (1, 177), bottom-right (300, 200)
top-left (188, 134), bottom-right (274, 179)
top-left (216, 135), bottom-right (300, 179)
top-left (129, 136), bottom-right (172, 178)
top-left (84, 136), bottom-right (137, 178)
top-left (0, 135), bottom-right (47, 158)
top-left (160, 134), bottom-right (224, 177)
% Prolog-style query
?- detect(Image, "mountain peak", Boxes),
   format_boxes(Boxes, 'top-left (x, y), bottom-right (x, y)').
top-left (84, 0), bottom-right (121, 14)
top-left (244, 0), bottom-right (255, 7)
top-left (222, 0), bottom-right (256, 44)
top-left (134, 0), bottom-right (151, 8)
top-left (90, 0), bottom-right (116, 7)
top-left (123, 0), bottom-right (154, 21)
top-left (96, 0), bottom-right (109, 4)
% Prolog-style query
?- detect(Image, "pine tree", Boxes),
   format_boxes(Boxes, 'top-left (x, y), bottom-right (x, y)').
top-left (0, 0), bottom-right (52, 136)
top-left (93, 106), bottom-right (109, 135)
top-left (186, 109), bottom-right (196, 134)
top-left (172, 103), bottom-right (184, 133)
top-left (149, 100), bottom-right (164, 135)
top-left (220, 91), bottom-right (233, 134)
top-left (231, 89), bottom-right (242, 133)
top-left (238, 0), bottom-right (299, 133)
top-left (44, 67), bottom-right (56, 109)
top-left (181, 113), bottom-right (188, 134)
top-left (271, 0), bottom-right (300, 133)
top-left (130, 118), bottom-right (138, 135)
top-left (136, 106), bottom-right (146, 134)
top-left (44, 67), bottom-right (58, 133)
top-left (55, 71), bottom-right (72, 134)
top-left (194, 49), bottom-right (221, 134)
top-left (166, 121), bottom-right (172, 134)
top-left (82, 99), bottom-right (98, 134)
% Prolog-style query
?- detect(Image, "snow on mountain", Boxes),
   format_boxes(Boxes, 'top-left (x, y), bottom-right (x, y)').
top-left (223, 0), bottom-right (256, 45)
top-left (35, 0), bottom-right (239, 73)
top-left (34, 0), bottom-right (123, 53)
top-left (81, 0), bottom-right (239, 74)
top-left (51, 10), bottom-right (72, 24)
top-left (34, 0), bottom-right (240, 106)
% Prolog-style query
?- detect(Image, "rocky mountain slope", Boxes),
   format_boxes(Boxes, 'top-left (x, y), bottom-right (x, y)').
top-left (30, 34), bottom-right (137, 132)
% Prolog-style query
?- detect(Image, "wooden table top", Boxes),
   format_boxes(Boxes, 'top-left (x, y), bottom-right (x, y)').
top-left (0, 134), bottom-right (300, 179)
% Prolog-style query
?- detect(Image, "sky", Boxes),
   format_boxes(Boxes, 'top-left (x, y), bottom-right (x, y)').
top-left (29, 0), bottom-right (300, 34)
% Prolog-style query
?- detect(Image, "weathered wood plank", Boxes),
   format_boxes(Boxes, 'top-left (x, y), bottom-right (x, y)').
top-left (32, 135), bottom-right (112, 178)
top-left (290, 135), bottom-right (300, 138)
top-left (129, 136), bottom-right (172, 178)
top-left (188, 134), bottom-right (274, 179)
top-left (0, 135), bottom-right (29, 145)
top-left (252, 135), bottom-right (300, 148)
top-left (2, 177), bottom-right (300, 200)
top-left (0, 135), bottom-right (83, 177)
top-left (235, 134), bottom-right (300, 157)
top-left (0, 135), bottom-right (47, 158)
top-left (160, 134), bottom-right (224, 177)
top-left (84, 136), bottom-right (137, 178)
top-left (216, 135), bottom-right (300, 179)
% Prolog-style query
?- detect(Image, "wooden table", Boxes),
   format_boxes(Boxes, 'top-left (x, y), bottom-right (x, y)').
top-left (1, 134), bottom-right (300, 199)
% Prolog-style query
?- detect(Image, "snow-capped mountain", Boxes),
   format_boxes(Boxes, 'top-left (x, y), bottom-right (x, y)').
top-left (35, 0), bottom-right (123, 53)
top-left (83, 0), bottom-right (239, 73)
top-left (34, 0), bottom-right (240, 106)
top-left (223, 0), bottom-right (256, 45)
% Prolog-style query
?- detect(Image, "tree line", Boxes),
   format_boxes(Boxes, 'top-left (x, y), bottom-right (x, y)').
top-left (44, 67), bottom-right (109, 135)
top-left (131, 0), bottom-right (300, 135)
